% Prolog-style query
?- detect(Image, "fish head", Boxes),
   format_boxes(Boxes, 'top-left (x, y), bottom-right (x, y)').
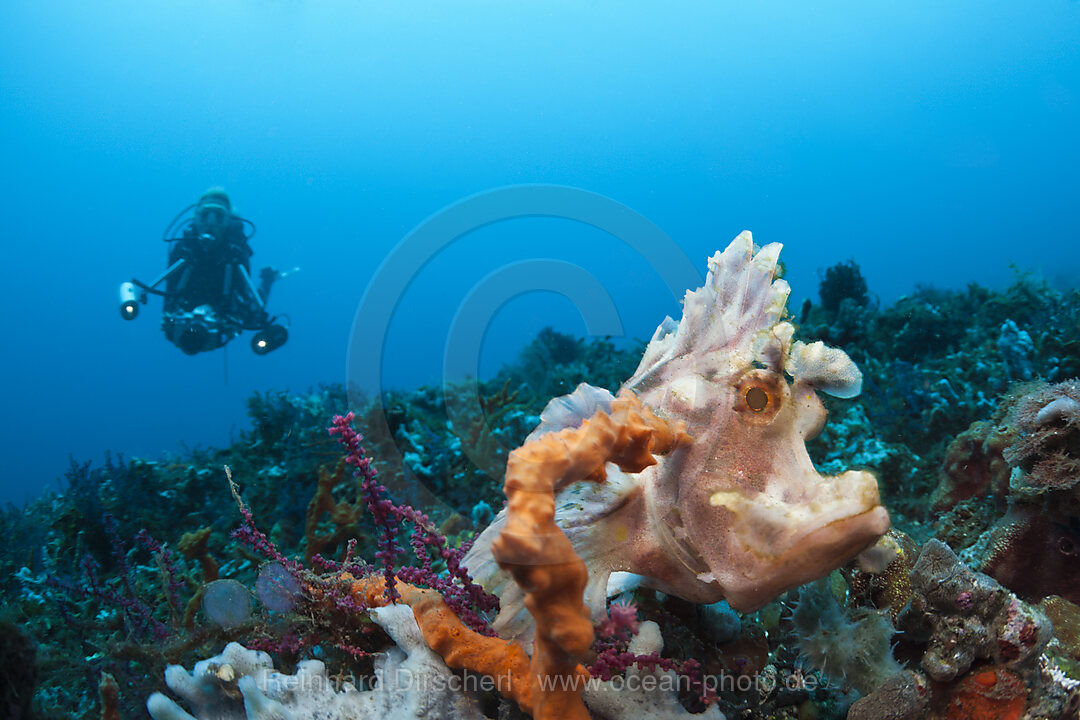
top-left (626, 232), bottom-right (889, 611)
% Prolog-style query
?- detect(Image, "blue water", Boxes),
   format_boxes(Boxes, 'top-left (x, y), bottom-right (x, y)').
top-left (1, 0), bottom-right (1077, 505)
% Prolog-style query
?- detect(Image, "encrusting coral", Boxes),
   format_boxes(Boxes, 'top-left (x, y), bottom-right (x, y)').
top-left (933, 379), bottom-right (1080, 604)
top-left (844, 539), bottom-right (1076, 720)
top-left (899, 539), bottom-right (1052, 683)
top-left (1002, 379), bottom-right (1080, 494)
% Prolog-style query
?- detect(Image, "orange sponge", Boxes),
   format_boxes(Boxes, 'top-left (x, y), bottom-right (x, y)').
top-left (346, 575), bottom-right (535, 713)
top-left (491, 391), bottom-right (690, 720)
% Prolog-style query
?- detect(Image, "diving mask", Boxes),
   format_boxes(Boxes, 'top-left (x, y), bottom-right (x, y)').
top-left (194, 201), bottom-right (231, 237)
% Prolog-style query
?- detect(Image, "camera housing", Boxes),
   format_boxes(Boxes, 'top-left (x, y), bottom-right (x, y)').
top-left (163, 305), bottom-right (234, 356)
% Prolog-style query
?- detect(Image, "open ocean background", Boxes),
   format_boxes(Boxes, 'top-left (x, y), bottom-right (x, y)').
top-left (0, 0), bottom-right (1077, 506)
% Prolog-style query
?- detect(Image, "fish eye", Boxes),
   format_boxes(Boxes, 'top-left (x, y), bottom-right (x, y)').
top-left (734, 369), bottom-right (785, 425)
top-left (745, 386), bottom-right (770, 412)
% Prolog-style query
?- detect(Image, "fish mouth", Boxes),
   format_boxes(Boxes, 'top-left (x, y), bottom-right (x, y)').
top-left (731, 505), bottom-right (891, 607)
top-left (705, 470), bottom-right (891, 612)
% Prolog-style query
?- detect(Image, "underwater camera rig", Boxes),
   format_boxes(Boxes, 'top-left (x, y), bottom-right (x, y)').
top-left (119, 266), bottom-right (289, 356)
top-left (117, 207), bottom-right (288, 356)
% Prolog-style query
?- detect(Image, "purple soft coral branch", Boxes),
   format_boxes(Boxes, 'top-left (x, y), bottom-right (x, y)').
top-left (395, 565), bottom-right (492, 635)
top-left (226, 466), bottom-right (305, 581)
top-left (79, 543), bottom-right (170, 642)
top-left (134, 528), bottom-right (185, 624)
top-left (103, 514), bottom-right (137, 601)
top-left (328, 413), bottom-right (499, 629)
top-left (330, 413), bottom-right (402, 602)
top-left (589, 650), bottom-right (715, 705)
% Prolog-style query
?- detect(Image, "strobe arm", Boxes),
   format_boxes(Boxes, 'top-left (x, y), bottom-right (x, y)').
top-left (234, 263), bottom-right (265, 312)
top-left (231, 263), bottom-right (288, 355)
top-left (118, 258), bottom-right (187, 320)
top-left (233, 262), bottom-right (287, 354)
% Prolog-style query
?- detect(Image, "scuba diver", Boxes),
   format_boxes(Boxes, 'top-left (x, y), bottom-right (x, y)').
top-left (118, 189), bottom-right (289, 355)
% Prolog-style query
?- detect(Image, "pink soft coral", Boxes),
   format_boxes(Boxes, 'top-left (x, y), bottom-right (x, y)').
top-left (596, 599), bottom-right (640, 641)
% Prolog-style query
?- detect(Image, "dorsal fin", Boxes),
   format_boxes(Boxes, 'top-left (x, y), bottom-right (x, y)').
top-left (525, 383), bottom-right (615, 442)
top-left (628, 231), bottom-right (791, 388)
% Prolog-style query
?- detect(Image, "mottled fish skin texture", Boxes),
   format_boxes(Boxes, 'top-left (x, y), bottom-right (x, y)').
top-left (465, 232), bottom-right (890, 642)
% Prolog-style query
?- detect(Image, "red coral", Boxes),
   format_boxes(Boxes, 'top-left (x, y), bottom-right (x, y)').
top-left (946, 667), bottom-right (1026, 720)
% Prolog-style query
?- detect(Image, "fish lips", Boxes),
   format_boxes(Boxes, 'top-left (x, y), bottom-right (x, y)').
top-left (702, 470), bottom-right (891, 612)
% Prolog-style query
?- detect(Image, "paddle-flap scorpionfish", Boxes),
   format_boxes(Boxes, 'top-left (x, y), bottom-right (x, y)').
top-left (465, 231), bottom-right (890, 640)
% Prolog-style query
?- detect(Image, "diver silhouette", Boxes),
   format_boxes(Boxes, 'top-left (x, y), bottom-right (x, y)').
top-left (118, 189), bottom-right (289, 355)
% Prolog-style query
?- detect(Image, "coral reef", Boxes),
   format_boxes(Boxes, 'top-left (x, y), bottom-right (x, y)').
top-left (932, 380), bottom-right (1080, 604)
top-left (6, 241), bottom-right (1080, 720)
top-left (799, 268), bottom-right (1080, 537)
top-left (0, 332), bottom-right (652, 719)
top-left (898, 540), bottom-right (1052, 682)
top-left (844, 539), bottom-right (1075, 720)
top-left (147, 606), bottom-right (487, 720)
top-left (818, 259), bottom-right (870, 316)
top-left (146, 615), bottom-right (725, 720)
top-left (0, 619), bottom-right (39, 719)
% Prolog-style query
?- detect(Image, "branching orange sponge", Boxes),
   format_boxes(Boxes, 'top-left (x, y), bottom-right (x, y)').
top-left (490, 391), bottom-right (691, 720)
top-left (345, 575), bottom-right (536, 713)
